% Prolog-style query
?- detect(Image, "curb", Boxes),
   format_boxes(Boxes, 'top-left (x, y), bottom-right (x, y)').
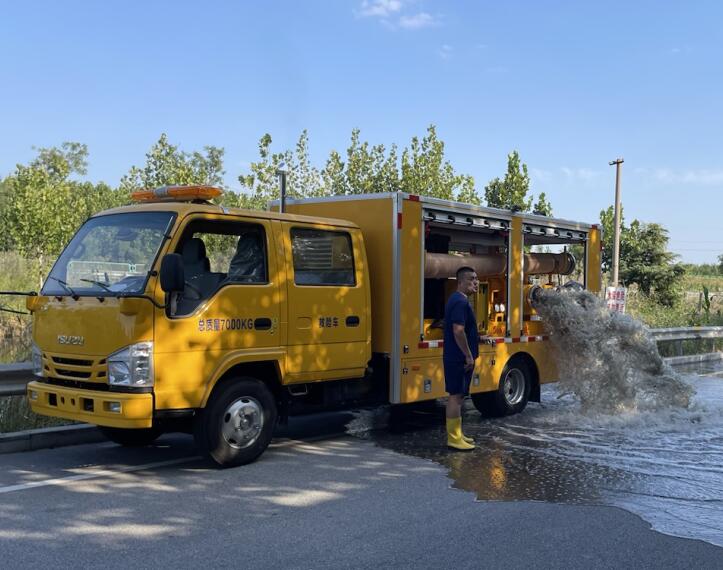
top-left (0, 424), bottom-right (106, 454)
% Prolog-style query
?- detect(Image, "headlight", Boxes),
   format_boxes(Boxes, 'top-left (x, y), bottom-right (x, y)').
top-left (108, 342), bottom-right (154, 387)
top-left (31, 342), bottom-right (44, 377)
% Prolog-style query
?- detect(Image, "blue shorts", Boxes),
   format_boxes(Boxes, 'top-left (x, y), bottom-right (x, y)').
top-left (443, 359), bottom-right (473, 396)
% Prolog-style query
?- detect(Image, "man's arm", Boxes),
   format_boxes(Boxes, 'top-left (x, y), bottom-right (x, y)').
top-left (453, 323), bottom-right (475, 370)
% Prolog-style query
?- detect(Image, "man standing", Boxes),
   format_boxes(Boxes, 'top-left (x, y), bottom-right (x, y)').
top-left (443, 266), bottom-right (479, 451)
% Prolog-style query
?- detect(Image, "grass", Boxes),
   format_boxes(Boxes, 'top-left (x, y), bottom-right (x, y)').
top-left (0, 396), bottom-right (75, 434)
top-left (684, 274), bottom-right (723, 292)
top-left (0, 251), bottom-right (36, 363)
top-left (624, 275), bottom-right (723, 328)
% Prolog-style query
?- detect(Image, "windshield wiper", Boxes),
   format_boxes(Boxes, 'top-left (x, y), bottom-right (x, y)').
top-left (0, 290), bottom-right (37, 296)
top-left (80, 278), bottom-right (114, 293)
top-left (46, 276), bottom-right (79, 300)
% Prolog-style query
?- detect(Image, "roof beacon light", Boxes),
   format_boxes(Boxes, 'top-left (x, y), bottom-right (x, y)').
top-left (131, 185), bottom-right (223, 203)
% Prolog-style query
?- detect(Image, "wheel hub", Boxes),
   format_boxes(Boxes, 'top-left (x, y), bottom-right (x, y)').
top-left (221, 397), bottom-right (264, 449)
top-left (502, 369), bottom-right (525, 406)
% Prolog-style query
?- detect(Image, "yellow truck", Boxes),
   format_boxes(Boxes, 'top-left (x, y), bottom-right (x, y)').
top-left (25, 185), bottom-right (601, 466)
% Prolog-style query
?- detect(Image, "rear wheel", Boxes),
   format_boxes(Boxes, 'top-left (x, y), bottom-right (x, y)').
top-left (472, 359), bottom-right (531, 417)
top-left (194, 377), bottom-right (277, 467)
top-left (99, 426), bottom-right (162, 447)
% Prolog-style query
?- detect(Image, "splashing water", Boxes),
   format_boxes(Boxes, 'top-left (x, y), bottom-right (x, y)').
top-left (532, 288), bottom-right (694, 413)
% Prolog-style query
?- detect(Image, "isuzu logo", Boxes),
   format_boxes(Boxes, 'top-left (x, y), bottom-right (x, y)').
top-left (58, 335), bottom-right (84, 346)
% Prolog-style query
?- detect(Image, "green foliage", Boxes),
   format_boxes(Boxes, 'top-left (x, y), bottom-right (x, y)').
top-left (681, 262), bottom-right (721, 276)
top-left (0, 396), bottom-right (73, 433)
top-left (626, 277), bottom-right (723, 328)
top-left (1, 143), bottom-right (125, 280)
top-left (345, 128), bottom-right (400, 195)
top-left (238, 125), bottom-right (478, 209)
top-left (399, 125), bottom-right (476, 201)
top-left (120, 133), bottom-right (225, 194)
top-left (532, 192), bottom-right (553, 216)
top-left (237, 132), bottom-right (294, 208)
top-left (700, 286), bottom-right (712, 323)
top-left (484, 150), bottom-right (552, 215)
top-left (599, 205), bottom-right (685, 306)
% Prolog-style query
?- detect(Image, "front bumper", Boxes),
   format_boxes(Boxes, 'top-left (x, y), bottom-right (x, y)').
top-left (26, 381), bottom-right (153, 429)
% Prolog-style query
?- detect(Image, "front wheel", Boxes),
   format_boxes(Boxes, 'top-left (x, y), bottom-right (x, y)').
top-left (194, 377), bottom-right (277, 467)
top-left (99, 426), bottom-right (162, 447)
top-left (472, 360), bottom-right (531, 417)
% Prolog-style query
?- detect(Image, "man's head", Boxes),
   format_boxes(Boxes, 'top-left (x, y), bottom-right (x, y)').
top-left (456, 266), bottom-right (479, 295)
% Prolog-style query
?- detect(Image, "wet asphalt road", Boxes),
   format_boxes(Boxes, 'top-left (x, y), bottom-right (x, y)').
top-left (1, 406), bottom-right (722, 569)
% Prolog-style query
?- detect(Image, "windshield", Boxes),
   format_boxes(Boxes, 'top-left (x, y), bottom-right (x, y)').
top-left (42, 212), bottom-right (175, 297)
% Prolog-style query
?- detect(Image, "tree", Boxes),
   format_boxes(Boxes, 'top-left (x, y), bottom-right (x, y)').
top-left (599, 205), bottom-right (685, 306)
top-left (238, 133), bottom-right (293, 208)
top-left (484, 150), bottom-right (531, 211)
top-left (1, 143), bottom-right (123, 283)
top-left (238, 125), bottom-right (477, 208)
top-left (719, 254), bottom-right (723, 274)
top-left (532, 192), bottom-right (553, 216)
top-left (484, 150), bottom-right (552, 215)
top-left (400, 125), bottom-right (476, 201)
top-left (120, 133), bottom-right (225, 196)
top-left (344, 128), bottom-right (401, 195)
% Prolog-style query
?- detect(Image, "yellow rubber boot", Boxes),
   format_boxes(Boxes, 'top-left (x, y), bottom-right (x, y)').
top-left (461, 430), bottom-right (474, 445)
top-left (446, 417), bottom-right (475, 451)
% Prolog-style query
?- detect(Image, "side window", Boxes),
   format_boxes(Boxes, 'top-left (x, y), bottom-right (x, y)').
top-left (291, 228), bottom-right (355, 286)
top-left (172, 219), bottom-right (268, 315)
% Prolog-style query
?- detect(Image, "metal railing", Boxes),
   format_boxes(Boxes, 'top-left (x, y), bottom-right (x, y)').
top-left (649, 326), bottom-right (723, 366)
top-left (1, 327), bottom-right (721, 397)
top-left (648, 326), bottom-right (723, 343)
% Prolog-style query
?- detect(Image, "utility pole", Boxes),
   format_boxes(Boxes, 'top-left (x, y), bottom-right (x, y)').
top-left (608, 158), bottom-right (624, 287)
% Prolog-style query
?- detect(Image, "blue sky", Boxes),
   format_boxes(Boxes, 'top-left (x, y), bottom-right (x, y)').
top-left (1, 0), bottom-right (721, 263)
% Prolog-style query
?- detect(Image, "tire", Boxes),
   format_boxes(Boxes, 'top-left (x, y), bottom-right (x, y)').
top-left (99, 426), bottom-right (162, 447)
top-left (194, 377), bottom-right (277, 467)
top-left (472, 359), bottom-right (531, 418)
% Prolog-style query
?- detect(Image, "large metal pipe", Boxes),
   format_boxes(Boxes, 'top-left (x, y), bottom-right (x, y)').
top-left (423, 252), bottom-right (575, 279)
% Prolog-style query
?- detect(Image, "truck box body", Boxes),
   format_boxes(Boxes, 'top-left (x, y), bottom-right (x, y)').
top-left (282, 192), bottom-right (602, 404)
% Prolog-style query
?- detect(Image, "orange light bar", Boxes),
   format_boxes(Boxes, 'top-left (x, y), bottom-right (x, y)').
top-left (131, 185), bottom-right (223, 202)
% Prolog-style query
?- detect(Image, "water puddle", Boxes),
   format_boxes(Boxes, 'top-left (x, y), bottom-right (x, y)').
top-left (357, 374), bottom-right (722, 547)
top-left (354, 290), bottom-right (722, 545)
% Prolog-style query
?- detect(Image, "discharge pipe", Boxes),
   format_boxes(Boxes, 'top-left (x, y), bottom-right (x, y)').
top-left (527, 281), bottom-right (584, 307)
top-left (424, 252), bottom-right (576, 279)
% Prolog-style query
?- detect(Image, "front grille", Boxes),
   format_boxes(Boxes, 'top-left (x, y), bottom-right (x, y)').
top-left (52, 356), bottom-right (93, 366)
top-left (46, 377), bottom-right (110, 391)
top-left (54, 368), bottom-right (92, 379)
top-left (44, 352), bottom-right (103, 382)
top-left (43, 377), bottom-right (151, 394)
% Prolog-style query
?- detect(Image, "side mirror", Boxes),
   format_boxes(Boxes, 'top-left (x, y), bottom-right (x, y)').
top-left (160, 254), bottom-right (185, 293)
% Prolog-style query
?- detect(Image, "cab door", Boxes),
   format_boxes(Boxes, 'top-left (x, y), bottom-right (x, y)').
top-left (154, 215), bottom-right (282, 409)
top-left (282, 222), bottom-right (370, 383)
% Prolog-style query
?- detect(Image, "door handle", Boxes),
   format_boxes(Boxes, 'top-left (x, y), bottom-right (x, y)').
top-left (254, 318), bottom-right (272, 331)
top-left (345, 316), bottom-right (360, 327)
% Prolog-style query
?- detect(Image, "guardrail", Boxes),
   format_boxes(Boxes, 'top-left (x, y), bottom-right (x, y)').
top-left (0, 363), bottom-right (33, 397)
top-left (648, 326), bottom-right (723, 343)
top-left (1, 327), bottom-right (721, 397)
top-left (649, 326), bottom-right (723, 365)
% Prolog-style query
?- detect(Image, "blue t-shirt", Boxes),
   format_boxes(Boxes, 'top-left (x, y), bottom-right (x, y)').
top-left (443, 291), bottom-right (479, 363)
